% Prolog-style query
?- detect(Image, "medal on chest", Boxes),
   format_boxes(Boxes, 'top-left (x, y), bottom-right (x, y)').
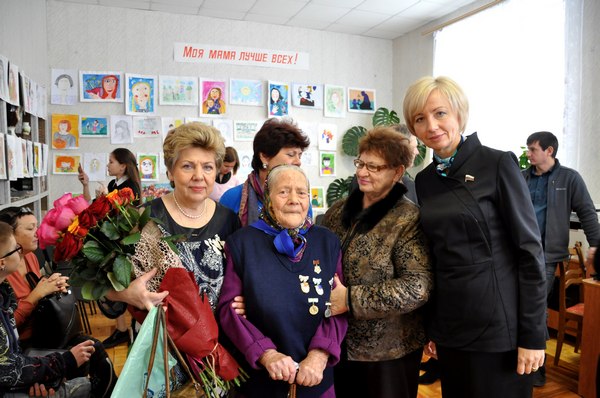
top-left (308, 298), bottom-right (319, 315)
top-left (299, 275), bottom-right (310, 293)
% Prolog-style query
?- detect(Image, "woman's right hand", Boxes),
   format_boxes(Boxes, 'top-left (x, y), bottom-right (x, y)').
top-left (69, 340), bottom-right (95, 367)
top-left (259, 349), bottom-right (298, 384)
top-left (77, 164), bottom-right (89, 186)
top-left (105, 268), bottom-right (169, 311)
top-left (30, 273), bottom-right (69, 303)
top-left (94, 182), bottom-right (107, 198)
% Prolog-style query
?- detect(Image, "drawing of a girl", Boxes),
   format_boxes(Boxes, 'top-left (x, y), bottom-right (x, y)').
top-left (269, 87), bottom-right (287, 116)
top-left (139, 156), bottom-right (155, 179)
top-left (131, 81), bottom-right (152, 112)
top-left (202, 87), bottom-right (226, 115)
top-left (86, 74), bottom-right (119, 99)
top-left (52, 120), bottom-right (76, 149)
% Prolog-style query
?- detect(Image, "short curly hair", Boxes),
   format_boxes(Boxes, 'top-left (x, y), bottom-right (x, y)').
top-left (252, 118), bottom-right (310, 172)
top-left (358, 126), bottom-right (413, 169)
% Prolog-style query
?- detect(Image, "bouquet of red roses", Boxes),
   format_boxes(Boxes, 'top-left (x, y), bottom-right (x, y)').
top-left (37, 188), bottom-right (165, 299)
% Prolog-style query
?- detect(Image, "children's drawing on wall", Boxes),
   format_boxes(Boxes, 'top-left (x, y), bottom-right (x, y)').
top-left (37, 86), bottom-right (47, 120)
top-left (348, 87), bottom-right (376, 113)
top-left (20, 74), bottom-right (33, 114)
top-left (80, 116), bottom-right (109, 138)
top-left (110, 115), bottom-right (133, 145)
top-left (230, 78), bottom-right (263, 106)
top-left (53, 153), bottom-right (81, 174)
top-left (201, 80), bottom-right (227, 116)
top-left (51, 114), bottom-right (79, 149)
top-left (317, 123), bottom-right (338, 151)
top-left (0, 55), bottom-right (9, 102)
top-left (142, 182), bottom-right (173, 204)
top-left (310, 186), bottom-right (325, 209)
top-left (83, 152), bottom-right (108, 182)
top-left (268, 81), bottom-right (289, 117)
top-left (319, 151), bottom-right (336, 177)
top-left (14, 137), bottom-right (24, 178)
top-left (80, 71), bottom-right (122, 102)
top-left (212, 119), bottom-right (234, 146)
top-left (238, 150), bottom-right (253, 178)
top-left (51, 69), bottom-right (78, 105)
top-left (33, 142), bottom-right (41, 177)
top-left (159, 75), bottom-right (198, 106)
top-left (6, 134), bottom-right (16, 181)
top-left (7, 62), bottom-right (19, 106)
top-left (0, 133), bottom-right (6, 180)
top-left (41, 144), bottom-right (49, 176)
top-left (301, 148), bottom-right (317, 168)
top-left (292, 83), bottom-right (323, 109)
top-left (161, 117), bottom-right (184, 140)
top-left (26, 141), bottom-right (34, 178)
top-left (137, 153), bottom-right (159, 181)
top-left (324, 85), bottom-right (346, 118)
top-left (126, 74), bottom-right (157, 115)
top-left (185, 117), bottom-right (212, 125)
top-left (133, 116), bottom-right (162, 138)
top-left (233, 120), bottom-right (262, 142)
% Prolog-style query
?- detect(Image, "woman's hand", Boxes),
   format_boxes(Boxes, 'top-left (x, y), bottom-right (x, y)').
top-left (29, 273), bottom-right (69, 304)
top-left (95, 182), bottom-right (108, 198)
top-left (296, 349), bottom-right (328, 387)
top-left (424, 341), bottom-right (437, 360)
top-left (329, 274), bottom-right (348, 316)
top-left (105, 268), bottom-right (169, 310)
top-left (70, 340), bottom-right (95, 367)
top-left (77, 165), bottom-right (89, 186)
top-left (517, 347), bottom-right (545, 375)
top-left (29, 383), bottom-right (56, 397)
top-left (231, 295), bottom-right (246, 317)
top-left (259, 349), bottom-right (298, 384)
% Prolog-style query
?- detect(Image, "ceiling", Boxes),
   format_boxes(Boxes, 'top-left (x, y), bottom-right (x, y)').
top-left (54, 0), bottom-right (479, 40)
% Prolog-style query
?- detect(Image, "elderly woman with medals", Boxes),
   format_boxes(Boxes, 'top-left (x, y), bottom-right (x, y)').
top-left (218, 164), bottom-right (348, 398)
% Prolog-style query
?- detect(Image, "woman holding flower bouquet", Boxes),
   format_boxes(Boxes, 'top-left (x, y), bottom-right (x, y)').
top-left (218, 164), bottom-right (348, 398)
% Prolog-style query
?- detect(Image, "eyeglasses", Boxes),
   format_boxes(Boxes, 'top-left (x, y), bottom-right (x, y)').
top-left (1, 244), bottom-right (22, 259)
top-left (353, 159), bottom-right (389, 173)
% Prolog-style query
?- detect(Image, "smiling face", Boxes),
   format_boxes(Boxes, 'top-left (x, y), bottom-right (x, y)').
top-left (411, 89), bottom-right (462, 158)
top-left (103, 77), bottom-right (117, 93)
top-left (269, 168), bottom-right (309, 229)
top-left (271, 88), bottom-right (280, 102)
top-left (209, 88), bottom-right (220, 100)
top-left (356, 150), bottom-right (403, 202)
top-left (168, 147), bottom-right (217, 204)
top-left (14, 214), bottom-right (38, 254)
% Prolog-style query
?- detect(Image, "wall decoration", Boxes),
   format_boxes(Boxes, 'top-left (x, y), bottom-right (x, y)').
top-left (297, 121), bottom-right (317, 144)
top-left (80, 116), bottom-right (109, 138)
top-left (0, 133), bottom-right (6, 180)
top-left (133, 116), bottom-right (162, 138)
top-left (212, 118), bottom-right (233, 146)
top-left (26, 140), bottom-right (34, 178)
top-left (20, 73), bottom-right (33, 114)
top-left (301, 148), bottom-right (318, 168)
top-left (291, 83), bottom-right (323, 109)
top-left (33, 142), bottom-right (41, 177)
top-left (51, 69), bottom-right (78, 105)
top-left (7, 62), bottom-right (19, 106)
top-left (348, 87), bottom-right (376, 113)
top-left (238, 150), bottom-right (253, 178)
top-left (83, 152), bottom-right (108, 182)
top-left (6, 134), bottom-right (17, 181)
top-left (137, 153), bottom-right (159, 181)
top-left (233, 120), bottom-right (262, 142)
top-left (141, 182), bottom-right (173, 204)
top-left (0, 54), bottom-right (8, 102)
top-left (268, 81), bottom-right (289, 117)
top-left (29, 81), bottom-right (39, 118)
top-left (324, 85), bottom-right (346, 118)
top-left (317, 123), bottom-right (338, 151)
top-left (159, 75), bottom-right (198, 106)
top-left (37, 85), bottom-right (48, 120)
top-left (230, 78), bottom-right (264, 106)
top-left (310, 186), bottom-right (325, 209)
top-left (51, 114), bottom-right (79, 149)
top-left (53, 153), bottom-right (81, 174)
top-left (15, 138), bottom-right (24, 178)
top-left (126, 73), bottom-right (157, 115)
top-left (41, 144), bottom-right (49, 176)
top-left (80, 71), bottom-right (123, 102)
top-left (161, 117), bottom-right (184, 140)
top-left (319, 151), bottom-right (336, 177)
top-left (200, 79), bottom-right (227, 116)
top-left (110, 115), bottom-right (133, 145)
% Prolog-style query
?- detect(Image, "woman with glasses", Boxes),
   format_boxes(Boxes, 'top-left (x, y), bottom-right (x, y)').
top-left (322, 126), bottom-right (433, 398)
top-left (0, 208), bottom-right (118, 397)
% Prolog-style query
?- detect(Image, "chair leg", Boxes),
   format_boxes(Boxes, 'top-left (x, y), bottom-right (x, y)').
top-left (78, 300), bottom-right (92, 335)
top-left (574, 321), bottom-right (583, 353)
top-left (555, 326), bottom-right (565, 366)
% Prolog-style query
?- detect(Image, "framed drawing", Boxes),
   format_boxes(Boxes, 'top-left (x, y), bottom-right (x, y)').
top-left (310, 186), bottom-right (325, 209)
top-left (51, 114), bottom-right (79, 149)
top-left (80, 116), bottom-right (109, 138)
top-left (6, 134), bottom-right (17, 181)
top-left (348, 87), bottom-right (376, 113)
top-left (319, 151), bottom-right (336, 177)
top-left (159, 75), bottom-right (198, 106)
top-left (317, 123), bottom-right (338, 151)
top-left (33, 142), bottom-right (41, 177)
top-left (83, 152), bottom-right (108, 182)
top-left (51, 69), bottom-right (78, 105)
top-left (212, 119), bottom-right (234, 146)
top-left (110, 116), bottom-right (133, 145)
top-left (0, 133), bottom-right (6, 180)
top-left (133, 116), bottom-right (162, 138)
top-left (80, 71), bottom-right (123, 102)
top-left (233, 120), bottom-right (262, 142)
top-left (0, 54), bottom-right (8, 102)
top-left (137, 153), bottom-right (159, 181)
top-left (230, 78), bottom-right (263, 106)
top-left (125, 73), bottom-right (157, 115)
top-left (7, 62), bottom-right (19, 106)
top-left (291, 83), bottom-right (323, 109)
top-left (200, 79), bottom-right (227, 116)
top-left (324, 85), bottom-right (346, 118)
top-left (53, 153), bottom-right (81, 175)
top-left (267, 81), bottom-right (289, 117)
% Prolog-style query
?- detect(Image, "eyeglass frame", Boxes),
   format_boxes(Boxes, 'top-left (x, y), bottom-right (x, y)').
top-left (353, 158), bottom-right (390, 173)
top-left (1, 244), bottom-right (23, 259)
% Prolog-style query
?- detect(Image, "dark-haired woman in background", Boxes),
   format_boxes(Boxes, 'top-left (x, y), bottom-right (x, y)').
top-left (210, 146), bottom-right (241, 202)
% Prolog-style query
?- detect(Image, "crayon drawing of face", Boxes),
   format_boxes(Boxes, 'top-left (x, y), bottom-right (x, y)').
top-left (103, 76), bottom-right (118, 98)
top-left (132, 81), bottom-right (151, 111)
top-left (141, 158), bottom-right (154, 177)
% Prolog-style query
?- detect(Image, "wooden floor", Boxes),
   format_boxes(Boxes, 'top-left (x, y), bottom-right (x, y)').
top-left (85, 304), bottom-right (582, 397)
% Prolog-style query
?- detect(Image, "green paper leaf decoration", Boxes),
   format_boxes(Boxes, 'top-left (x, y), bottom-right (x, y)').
top-left (372, 107), bottom-right (400, 126)
top-left (342, 126), bottom-right (367, 157)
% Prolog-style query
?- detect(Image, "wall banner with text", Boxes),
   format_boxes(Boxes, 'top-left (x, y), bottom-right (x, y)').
top-left (174, 43), bottom-right (310, 70)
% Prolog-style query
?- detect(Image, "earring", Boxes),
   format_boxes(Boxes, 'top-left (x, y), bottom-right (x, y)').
top-left (262, 163), bottom-right (268, 169)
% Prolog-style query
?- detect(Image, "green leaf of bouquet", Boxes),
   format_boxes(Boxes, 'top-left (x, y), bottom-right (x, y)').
top-left (81, 281), bottom-right (97, 300)
top-left (121, 231), bottom-right (141, 245)
top-left (92, 283), bottom-right (110, 300)
top-left (113, 255), bottom-right (132, 287)
top-left (107, 272), bottom-right (127, 291)
top-left (80, 267), bottom-right (98, 280)
top-left (81, 241), bottom-right (106, 264)
top-left (100, 220), bottom-right (120, 240)
top-left (138, 206), bottom-right (151, 229)
top-left (127, 206), bottom-right (140, 222)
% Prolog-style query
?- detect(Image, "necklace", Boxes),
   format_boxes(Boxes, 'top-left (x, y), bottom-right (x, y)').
top-left (173, 193), bottom-right (207, 219)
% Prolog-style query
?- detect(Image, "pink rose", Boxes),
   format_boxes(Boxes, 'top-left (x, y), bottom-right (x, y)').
top-left (37, 222), bottom-right (60, 249)
top-left (66, 195), bottom-right (89, 215)
top-left (54, 207), bottom-right (76, 231)
top-left (53, 193), bottom-right (73, 209)
top-left (43, 208), bottom-right (59, 227)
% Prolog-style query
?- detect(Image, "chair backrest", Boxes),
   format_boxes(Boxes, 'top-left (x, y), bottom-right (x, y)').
top-left (557, 257), bottom-right (585, 314)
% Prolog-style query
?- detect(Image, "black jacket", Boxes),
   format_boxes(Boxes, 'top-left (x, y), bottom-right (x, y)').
top-left (415, 133), bottom-right (546, 352)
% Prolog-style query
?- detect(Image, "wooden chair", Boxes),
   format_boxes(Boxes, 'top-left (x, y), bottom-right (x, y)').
top-left (554, 243), bottom-right (586, 366)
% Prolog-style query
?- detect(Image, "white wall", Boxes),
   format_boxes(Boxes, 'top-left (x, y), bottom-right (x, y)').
top-left (46, 0), bottom-right (394, 207)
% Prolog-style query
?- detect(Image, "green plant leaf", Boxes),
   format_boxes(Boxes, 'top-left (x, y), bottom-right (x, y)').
top-left (138, 206), bottom-right (151, 229)
top-left (121, 231), bottom-right (141, 245)
top-left (107, 272), bottom-right (127, 291)
top-left (372, 107), bottom-right (400, 126)
top-left (81, 281), bottom-right (97, 300)
top-left (113, 255), bottom-right (132, 287)
top-left (82, 241), bottom-right (106, 264)
top-left (100, 220), bottom-right (120, 240)
top-left (326, 176), bottom-right (354, 207)
top-left (342, 126), bottom-right (367, 157)
top-left (413, 141), bottom-right (427, 168)
top-left (92, 283), bottom-right (110, 300)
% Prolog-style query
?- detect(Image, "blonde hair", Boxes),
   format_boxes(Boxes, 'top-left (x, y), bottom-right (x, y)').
top-left (403, 76), bottom-right (469, 135)
top-left (162, 122), bottom-right (226, 185)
